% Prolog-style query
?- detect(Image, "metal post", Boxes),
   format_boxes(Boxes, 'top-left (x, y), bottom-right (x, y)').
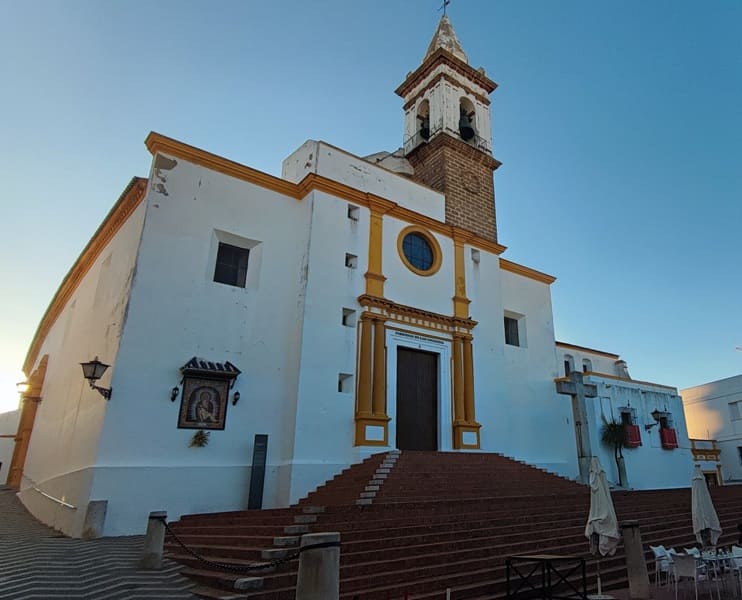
top-left (139, 511), bottom-right (167, 570)
top-left (295, 532), bottom-right (340, 600)
top-left (621, 520), bottom-right (650, 599)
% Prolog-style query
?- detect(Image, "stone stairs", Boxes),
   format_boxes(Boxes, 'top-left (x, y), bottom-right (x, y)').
top-left (164, 452), bottom-right (742, 599)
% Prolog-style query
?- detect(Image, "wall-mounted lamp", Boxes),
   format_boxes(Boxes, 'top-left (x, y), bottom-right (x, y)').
top-left (80, 357), bottom-right (112, 400)
top-left (651, 409), bottom-right (662, 421)
top-left (645, 408), bottom-right (663, 431)
top-left (170, 386), bottom-right (180, 402)
top-left (16, 381), bottom-right (29, 394)
top-left (232, 390), bottom-right (241, 406)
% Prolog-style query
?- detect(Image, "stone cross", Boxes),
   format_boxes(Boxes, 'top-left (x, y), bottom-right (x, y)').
top-left (556, 371), bottom-right (598, 484)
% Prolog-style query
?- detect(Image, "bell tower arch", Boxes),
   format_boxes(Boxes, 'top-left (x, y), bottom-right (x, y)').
top-left (397, 15), bottom-right (501, 242)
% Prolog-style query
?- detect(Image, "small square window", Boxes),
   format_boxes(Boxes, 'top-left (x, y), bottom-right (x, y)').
top-left (347, 205), bottom-right (360, 221)
top-left (730, 401), bottom-right (741, 421)
top-left (471, 248), bottom-right (480, 264)
top-left (345, 253), bottom-right (358, 269)
top-left (342, 308), bottom-right (357, 327)
top-left (504, 316), bottom-right (520, 347)
top-left (338, 373), bottom-right (353, 393)
top-left (214, 242), bottom-right (249, 287)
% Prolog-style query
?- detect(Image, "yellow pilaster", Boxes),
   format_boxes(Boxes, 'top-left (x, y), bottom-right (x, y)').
top-left (7, 356), bottom-right (48, 489)
top-left (452, 335), bottom-right (480, 450)
top-left (452, 336), bottom-right (465, 426)
top-left (372, 318), bottom-right (387, 416)
top-left (452, 233), bottom-right (471, 318)
top-left (355, 314), bottom-right (390, 446)
top-left (356, 317), bottom-right (373, 418)
top-left (364, 197), bottom-right (394, 298)
top-left (463, 337), bottom-right (475, 423)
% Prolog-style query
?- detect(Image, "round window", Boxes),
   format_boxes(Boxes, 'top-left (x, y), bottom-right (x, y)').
top-left (402, 233), bottom-right (434, 271)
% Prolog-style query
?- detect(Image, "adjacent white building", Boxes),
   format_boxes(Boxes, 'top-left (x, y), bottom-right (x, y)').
top-left (8, 16), bottom-right (694, 537)
top-left (682, 375), bottom-right (742, 483)
top-left (0, 409), bottom-right (20, 483)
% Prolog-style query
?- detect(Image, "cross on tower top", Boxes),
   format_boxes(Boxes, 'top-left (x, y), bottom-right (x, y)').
top-left (439, 0), bottom-right (451, 16)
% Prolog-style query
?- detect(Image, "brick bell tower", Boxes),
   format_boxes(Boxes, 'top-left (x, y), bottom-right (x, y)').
top-left (396, 16), bottom-right (501, 242)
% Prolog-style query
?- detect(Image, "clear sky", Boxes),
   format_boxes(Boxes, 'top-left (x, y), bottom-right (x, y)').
top-left (1, 0), bottom-right (740, 414)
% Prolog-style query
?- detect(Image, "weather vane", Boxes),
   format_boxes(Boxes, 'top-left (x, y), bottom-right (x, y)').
top-left (439, 0), bottom-right (451, 16)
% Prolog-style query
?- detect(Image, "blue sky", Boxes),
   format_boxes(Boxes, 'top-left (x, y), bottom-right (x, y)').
top-left (1, 0), bottom-right (740, 412)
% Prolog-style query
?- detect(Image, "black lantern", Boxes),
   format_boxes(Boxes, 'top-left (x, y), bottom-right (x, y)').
top-left (651, 409), bottom-right (662, 422)
top-left (79, 357), bottom-right (112, 400)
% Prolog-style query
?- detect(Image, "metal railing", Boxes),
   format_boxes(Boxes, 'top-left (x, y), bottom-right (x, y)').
top-left (22, 474), bottom-right (76, 509)
top-left (403, 126), bottom-right (492, 155)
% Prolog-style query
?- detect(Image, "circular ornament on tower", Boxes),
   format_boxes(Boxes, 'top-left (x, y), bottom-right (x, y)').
top-left (397, 226), bottom-right (442, 277)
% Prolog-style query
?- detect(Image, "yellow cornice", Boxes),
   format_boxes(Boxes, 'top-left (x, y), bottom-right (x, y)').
top-left (23, 178), bottom-right (148, 375)
top-left (555, 341), bottom-right (619, 359)
top-left (146, 132), bottom-right (300, 199)
top-left (148, 132), bottom-right (508, 256)
top-left (499, 258), bottom-right (556, 285)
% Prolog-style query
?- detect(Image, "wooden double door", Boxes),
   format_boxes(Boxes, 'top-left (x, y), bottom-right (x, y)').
top-left (396, 347), bottom-right (438, 451)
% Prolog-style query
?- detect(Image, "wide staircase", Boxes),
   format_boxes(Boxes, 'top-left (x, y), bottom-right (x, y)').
top-left (165, 451), bottom-right (742, 599)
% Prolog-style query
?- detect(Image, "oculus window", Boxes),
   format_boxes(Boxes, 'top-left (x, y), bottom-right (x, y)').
top-left (214, 242), bottom-right (249, 288)
top-left (397, 226), bottom-right (442, 276)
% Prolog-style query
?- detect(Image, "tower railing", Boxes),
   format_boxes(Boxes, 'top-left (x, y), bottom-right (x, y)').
top-left (403, 126), bottom-right (492, 155)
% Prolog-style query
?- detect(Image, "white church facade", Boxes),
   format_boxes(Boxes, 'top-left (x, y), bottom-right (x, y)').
top-left (9, 17), bottom-right (693, 537)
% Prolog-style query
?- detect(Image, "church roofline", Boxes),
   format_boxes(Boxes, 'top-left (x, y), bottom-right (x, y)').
top-left (395, 47), bottom-right (497, 99)
top-left (23, 177), bottom-right (148, 375)
top-left (144, 133), bottom-right (508, 256)
top-left (24, 132), bottom-right (518, 373)
top-left (555, 341), bottom-right (619, 359)
top-left (500, 258), bottom-right (556, 285)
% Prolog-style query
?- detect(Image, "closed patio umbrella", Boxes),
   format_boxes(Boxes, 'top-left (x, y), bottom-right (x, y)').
top-left (585, 457), bottom-right (620, 596)
top-left (692, 464), bottom-right (721, 548)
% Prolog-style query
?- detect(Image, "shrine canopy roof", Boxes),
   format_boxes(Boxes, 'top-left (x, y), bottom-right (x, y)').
top-left (180, 357), bottom-right (241, 379)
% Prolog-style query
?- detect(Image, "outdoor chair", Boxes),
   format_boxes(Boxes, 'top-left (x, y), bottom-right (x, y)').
top-left (651, 545), bottom-right (672, 586)
top-left (684, 547), bottom-right (701, 558)
top-left (673, 553), bottom-right (712, 600)
top-left (731, 546), bottom-right (742, 597)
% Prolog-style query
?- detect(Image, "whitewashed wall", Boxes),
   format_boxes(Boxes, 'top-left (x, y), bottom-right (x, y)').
top-left (282, 141), bottom-right (445, 221)
top-left (289, 190), bottom-right (370, 502)
top-left (586, 376), bottom-right (693, 489)
top-left (489, 267), bottom-right (579, 480)
top-left (18, 200), bottom-right (147, 536)
top-left (383, 217), bottom-right (454, 318)
top-left (555, 346), bottom-right (620, 377)
top-left (683, 375), bottom-right (742, 482)
top-left (0, 409), bottom-right (20, 483)
top-left (90, 154), bottom-right (314, 535)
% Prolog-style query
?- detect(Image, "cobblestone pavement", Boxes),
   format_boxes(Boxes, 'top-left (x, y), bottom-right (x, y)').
top-left (0, 486), bottom-right (196, 599)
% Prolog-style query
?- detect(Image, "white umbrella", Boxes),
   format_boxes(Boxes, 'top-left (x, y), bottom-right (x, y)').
top-left (585, 457), bottom-right (620, 596)
top-left (692, 464), bottom-right (721, 548)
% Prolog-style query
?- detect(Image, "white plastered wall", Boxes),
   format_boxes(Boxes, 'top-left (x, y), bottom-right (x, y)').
top-left (282, 141), bottom-right (445, 221)
top-left (682, 375), bottom-right (742, 482)
top-left (91, 154), bottom-right (313, 535)
top-left (586, 378), bottom-right (693, 489)
top-left (0, 409), bottom-right (20, 483)
top-left (555, 346), bottom-right (619, 377)
top-left (18, 200), bottom-right (147, 536)
top-left (490, 266), bottom-right (578, 479)
top-left (289, 190), bottom-right (370, 503)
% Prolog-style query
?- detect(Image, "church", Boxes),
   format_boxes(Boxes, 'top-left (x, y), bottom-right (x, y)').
top-left (8, 16), bottom-right (693, 537)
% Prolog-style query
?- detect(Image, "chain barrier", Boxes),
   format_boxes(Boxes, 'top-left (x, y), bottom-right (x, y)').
top-left (156, 515), bottom-right (340, 574)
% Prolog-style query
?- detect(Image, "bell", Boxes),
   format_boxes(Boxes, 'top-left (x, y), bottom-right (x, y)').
top-left (459, 115), bottom-right (474, 141)
top-left (420, 119), bottom-right (430, 140)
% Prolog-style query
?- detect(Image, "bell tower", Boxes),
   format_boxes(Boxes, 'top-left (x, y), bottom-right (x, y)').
top-left (396, 16), bottom-right (501, 242)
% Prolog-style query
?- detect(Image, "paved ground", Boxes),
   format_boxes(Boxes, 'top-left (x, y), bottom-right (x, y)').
top-left (0, 485), bottom-right (196, 599)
